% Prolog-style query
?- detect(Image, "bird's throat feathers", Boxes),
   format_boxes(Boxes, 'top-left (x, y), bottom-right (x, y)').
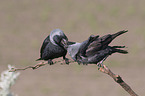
top-left (68, 42), bottom-right (82, 60)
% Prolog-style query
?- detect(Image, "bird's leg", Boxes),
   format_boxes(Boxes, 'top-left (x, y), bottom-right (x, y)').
top-left (97, 56), bottom-right (109, 68)
top-left (48, 59), bottom-right (54, 65)
top-left (63, 56), bottom-right (69, 64)
top-left (102, 55), bottom-right (109, 62)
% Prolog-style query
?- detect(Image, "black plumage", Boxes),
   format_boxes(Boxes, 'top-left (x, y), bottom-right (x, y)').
top-left (36, 29), bottom-right (69, 65)
top-left (67, 30), bottom-right (128, 66)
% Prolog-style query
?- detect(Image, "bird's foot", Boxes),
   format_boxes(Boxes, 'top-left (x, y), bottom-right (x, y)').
top-left (77, 60), bottom-right (81, 65)
top-left (48, 60), bottom-right (54, 65)
top-left (64, 58), bottom-right (69, 65)
top-left (83, 62), bottom-right (88, 65)
top-left (97, 62), bottom-right (104, 68)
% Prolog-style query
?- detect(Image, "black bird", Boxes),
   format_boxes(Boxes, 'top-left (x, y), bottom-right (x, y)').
top-left (67, 30), bottom-right (128, 66)
top-left (36, 29), bottom-right (69, 65)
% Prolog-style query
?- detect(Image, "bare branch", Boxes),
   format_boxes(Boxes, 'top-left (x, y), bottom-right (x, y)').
top-left (9, 60), bottom-right (75, 72)
top-left (99, 65), bottom-right (138, 96)
top-left (9, 60), bottom-right (138, 96)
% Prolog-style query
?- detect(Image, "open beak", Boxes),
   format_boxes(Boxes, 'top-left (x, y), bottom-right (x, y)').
top-left (61, 38), bottom-right (68, 49)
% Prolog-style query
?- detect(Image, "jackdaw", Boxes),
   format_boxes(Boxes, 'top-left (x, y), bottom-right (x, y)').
top-left (36, 29), bottom-right (69, 65)
top-left (66, 30), bottom-right (128, 66)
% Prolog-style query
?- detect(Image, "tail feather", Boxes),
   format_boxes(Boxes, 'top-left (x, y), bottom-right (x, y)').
top-left (111, 30), bottom-right (128, 40)
top-left (115, 49), bottom-right (128, 54)
top-left (100, 30), bottom-right (128, 47)
top-left (36, 58), bottom-right (42, 61)
top-left (111, 46), bottom-right (126, 48)
top-left (111, 46), bottom-right (128, 54)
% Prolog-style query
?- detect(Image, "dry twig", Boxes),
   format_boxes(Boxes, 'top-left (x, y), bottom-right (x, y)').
top-left (99, 65), bottom-right (138, 96)
top-left (9, 60), bottom-right (75, 72)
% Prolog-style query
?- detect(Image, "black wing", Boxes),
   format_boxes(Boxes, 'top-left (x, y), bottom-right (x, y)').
top-left (85, 34), bottom-right (111, 56)
top-left (40, 35), bottom-right (50, 57)
top-left (78, 35), bottom-right (99, 57)
top-left (36, 35), bottom-right (50, 61)
top-left (85, 30), bottom-right (128, 56)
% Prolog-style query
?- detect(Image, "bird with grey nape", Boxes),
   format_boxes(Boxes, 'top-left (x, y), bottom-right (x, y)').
top-left (36, 29), bottom-right (69, 65)
top-left (66, 30), bottom-right (128, 67)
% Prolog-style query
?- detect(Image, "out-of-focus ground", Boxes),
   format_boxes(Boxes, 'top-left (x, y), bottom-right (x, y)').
top-left (0, 0), bottom-right (145, 96)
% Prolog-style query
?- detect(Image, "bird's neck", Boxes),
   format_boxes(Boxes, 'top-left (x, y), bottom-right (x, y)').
top-left (68, 42), bottom-right (82, 60)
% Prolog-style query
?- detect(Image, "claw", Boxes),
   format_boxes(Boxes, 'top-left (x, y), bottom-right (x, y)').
top-left (48, 59), bottom-right (54, 65)
top-left (64, 58), bottom-right (69, 64)
top-left (97, 61), bottom-right (104, 68)
top-left (98, 67), bottom-right (100, 70)
top-left (83, 63), bottom-right (88, 65)
top-left (77, 60), bottom-right (81, 65)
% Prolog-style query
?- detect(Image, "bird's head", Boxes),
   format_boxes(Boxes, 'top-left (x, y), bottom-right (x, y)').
top-left (50, 29), bottom-right (68, 48)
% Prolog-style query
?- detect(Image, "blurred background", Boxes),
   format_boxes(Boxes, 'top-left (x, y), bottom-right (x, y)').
top-left (0, 0), bottom-right (145, 96)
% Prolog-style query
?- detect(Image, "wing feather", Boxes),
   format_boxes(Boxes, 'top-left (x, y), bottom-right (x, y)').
top-left (40, 35), bottom-right (50, 57)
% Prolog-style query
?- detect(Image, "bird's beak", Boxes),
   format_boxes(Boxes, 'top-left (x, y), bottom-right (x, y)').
top-left (61, 38), bottom-right (68, 49)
